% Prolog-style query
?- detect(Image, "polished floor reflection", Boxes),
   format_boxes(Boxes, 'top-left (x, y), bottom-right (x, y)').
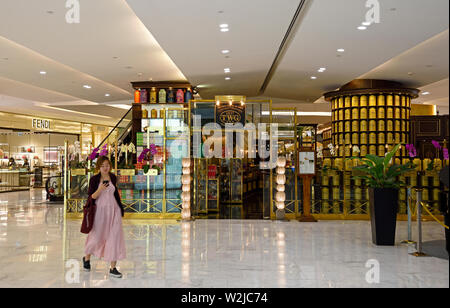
top-left (0, 189), bottom-right (448, 288)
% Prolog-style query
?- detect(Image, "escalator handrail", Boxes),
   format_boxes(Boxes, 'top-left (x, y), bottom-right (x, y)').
top-left (96, 107), bottom-right (132, 149)
top-left (116, 120), bottom-right (133, 146)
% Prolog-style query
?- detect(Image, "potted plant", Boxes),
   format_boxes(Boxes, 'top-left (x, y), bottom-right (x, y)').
top-left (348, 144), bottom-right (416, 245)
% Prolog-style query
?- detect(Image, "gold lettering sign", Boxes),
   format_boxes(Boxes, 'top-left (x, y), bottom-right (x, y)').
top-left (216, 105), bottom-right (245, 127)
top-left (32, 118), bottom-right (51, 130)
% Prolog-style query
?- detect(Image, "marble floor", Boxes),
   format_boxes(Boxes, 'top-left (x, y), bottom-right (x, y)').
top-left (0, 189), bottom-right (448, 288)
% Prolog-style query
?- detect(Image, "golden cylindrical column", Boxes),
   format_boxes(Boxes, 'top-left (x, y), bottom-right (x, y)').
top-left (325, 80), bottom-right (419, 158)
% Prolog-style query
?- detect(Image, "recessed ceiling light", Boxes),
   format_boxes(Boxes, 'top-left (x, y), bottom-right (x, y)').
top-left (318, 68), bottom-right (326, 72)
top-left (221, 50), bottom-right (230, 54)
top-left (219, 24), bottom-right (229, 28)
top-left (311, 76), bottom-right (317, 80)
top-left (40, 71), bottom-right (47, 75)
top-left (83, 85), bottom-right (92, 89)
top-left (422, 92), bottom-right (430, 95)
top-left (220, 28), bottom-right (229, 32)
top-left (105, 94), bottom-right (110, 97)
top-left (225, 77), bottom-right (231, 80)
top-left (224, 68), bottom-right (231, 73)
top-left (337, 48), bottom-right (345, 52)
top-left (362, 21), bottom-right (371, 26)
top-left (357, 26), bottom-right (367, 30)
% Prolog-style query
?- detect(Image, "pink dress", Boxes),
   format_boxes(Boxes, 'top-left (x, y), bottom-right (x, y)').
top-left (84, 182), bottom-right (126, 262)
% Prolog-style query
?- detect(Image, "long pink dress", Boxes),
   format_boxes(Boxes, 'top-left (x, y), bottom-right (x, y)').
top-left (84, 182), bottom-right (126, 262)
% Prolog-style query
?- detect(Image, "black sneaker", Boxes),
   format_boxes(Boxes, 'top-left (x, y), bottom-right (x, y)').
top-left (82, 257), bottom-right (90, 272)
top-left (109, 268), bottom-right (122, 278)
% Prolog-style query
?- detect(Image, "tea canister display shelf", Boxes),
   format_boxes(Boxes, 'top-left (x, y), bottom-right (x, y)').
top-left (324, 79), bottom-right (419, 160)
top-left (65, 81), bottom-right (192, 219)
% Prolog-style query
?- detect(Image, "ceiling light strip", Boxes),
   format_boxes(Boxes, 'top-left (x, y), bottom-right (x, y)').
top-left (258, 0), bottom-right (308, 95)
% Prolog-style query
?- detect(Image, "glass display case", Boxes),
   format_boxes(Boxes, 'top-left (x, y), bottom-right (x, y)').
top-left (193, 158), bottom-right (220, 217)
top-left (67, 103), bottom-right (189, 218)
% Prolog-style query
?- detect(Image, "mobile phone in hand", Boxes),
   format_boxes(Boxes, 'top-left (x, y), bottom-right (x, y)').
top-left (103, 180), bottom-right (109, 187)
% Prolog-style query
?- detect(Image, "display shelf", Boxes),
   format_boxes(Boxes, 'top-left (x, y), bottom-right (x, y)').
top-left (329, 93), bottom-right (413, 158)
top-left (87, 88), bottom-right (191, 216)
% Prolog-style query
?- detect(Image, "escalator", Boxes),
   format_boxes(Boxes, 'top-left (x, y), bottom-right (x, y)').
top-left (95, 107), bottom-right (133, 167)
top-left (65, 107), bottom-right (133, 201)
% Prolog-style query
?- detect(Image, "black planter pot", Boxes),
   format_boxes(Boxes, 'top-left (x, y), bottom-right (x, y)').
top-left (369, 188), bottom-right (399, 246)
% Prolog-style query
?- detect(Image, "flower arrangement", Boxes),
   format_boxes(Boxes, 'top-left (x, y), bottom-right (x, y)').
top-left (88, 144), bottom-right (108, 161)
top-left (137, 144), bottom-right (161, 174)
top-left (68, 141), bottom-right (85, 169)
top-left (118, 143), bottom-right (136, 169)
top-left (316, 144), bottom-right (323, 159)
top-left (327, 143), bottom-right (336, 156)
top-left (405, 144), bottom-right (417, 158)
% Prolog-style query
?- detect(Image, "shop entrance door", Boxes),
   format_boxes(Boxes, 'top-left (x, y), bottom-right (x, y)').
top-left (193, 157), bottom-right (264, 219)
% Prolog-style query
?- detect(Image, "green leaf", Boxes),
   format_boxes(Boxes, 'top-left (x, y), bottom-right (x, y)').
top-left (383, 143), bottom-right (401, 168)
top-left (350, 144), bottom-right (415, 188)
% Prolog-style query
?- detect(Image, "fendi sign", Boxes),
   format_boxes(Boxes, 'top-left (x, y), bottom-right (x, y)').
top-left (32, 118), bottom-right (51, 130)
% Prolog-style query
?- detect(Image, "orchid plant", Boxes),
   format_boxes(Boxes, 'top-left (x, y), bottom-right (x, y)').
top-left (138, 144), bottom-right (160, 174)
top-left (117, 142), bottom-right (137, 169)
top-left (68, 141), bottom-right (85, 169)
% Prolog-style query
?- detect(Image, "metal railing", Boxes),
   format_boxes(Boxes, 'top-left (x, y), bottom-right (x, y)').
top-left (96, 107), bottom-right (132, 149)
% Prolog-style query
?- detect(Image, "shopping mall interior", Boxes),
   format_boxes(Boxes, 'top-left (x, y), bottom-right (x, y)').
top-left (0, 0), bottom-right (448, 289)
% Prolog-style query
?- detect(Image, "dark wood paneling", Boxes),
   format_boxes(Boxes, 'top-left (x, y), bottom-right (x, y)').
top-left (410, 115), bottom-right (449, 159)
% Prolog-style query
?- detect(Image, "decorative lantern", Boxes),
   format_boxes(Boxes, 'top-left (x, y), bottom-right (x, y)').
top-left (181, 157), bottom-right (192, 221)
top-left (276, 157), bottom-right (287, 168)
top-left (276, 167), bottom-right (285, 175)
top-left (182, 174), bottom-right (191, 185)
top-left (275, 156), bottom-right (287, 220)
top-left (276, 174), bottom-right (286, 185)
top-left (275, 192), bottom-right (286, 202)
top-left (182, 201), bottom-right (191, 209)
top-left (182, 191), bottom-right (190, 202)
top-left (182, 158), bottom-right (191, 168)
top-left (181, 209), bottom-right (190, 220)
top-left (276, 202), bottom-right (285, 210)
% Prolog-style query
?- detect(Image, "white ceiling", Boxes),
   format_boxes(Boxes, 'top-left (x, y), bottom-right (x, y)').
top-left (0, 0), bottom-right (448, 126)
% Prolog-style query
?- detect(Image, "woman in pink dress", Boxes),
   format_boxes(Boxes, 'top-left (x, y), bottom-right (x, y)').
top-left (83, 156), bottom-right (126, 278)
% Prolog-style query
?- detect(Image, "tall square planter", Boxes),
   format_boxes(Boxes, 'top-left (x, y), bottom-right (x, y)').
top-left (369, 188), bottom-right (399, 246)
